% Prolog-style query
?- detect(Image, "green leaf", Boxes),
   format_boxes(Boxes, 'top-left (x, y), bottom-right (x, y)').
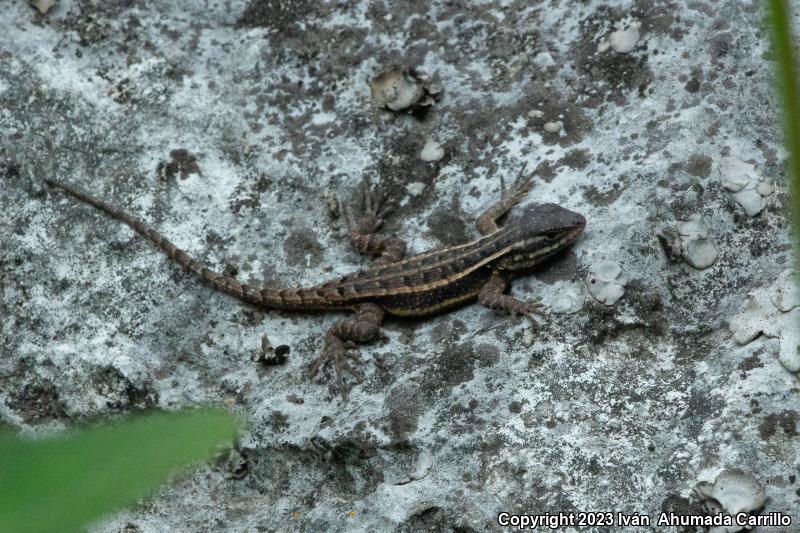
top-left (0, 408), bottom-right (238, 533)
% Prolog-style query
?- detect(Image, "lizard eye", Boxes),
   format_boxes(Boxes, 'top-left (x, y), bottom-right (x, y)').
top-left (544, 231), bottom-right (560, 241)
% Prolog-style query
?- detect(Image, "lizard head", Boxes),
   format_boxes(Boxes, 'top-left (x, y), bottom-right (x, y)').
top-left (496, 203), bottom-right (586, 271)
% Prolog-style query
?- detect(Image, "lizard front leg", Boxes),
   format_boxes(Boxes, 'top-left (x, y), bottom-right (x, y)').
top-left (475, 168), bottom-right (534, 235)
top-left (478, 272), bottom-right (543, 318)
top-left (308, 303), bottom-right (384, 394)
top-left (347, 182), bottom-right (406, 265)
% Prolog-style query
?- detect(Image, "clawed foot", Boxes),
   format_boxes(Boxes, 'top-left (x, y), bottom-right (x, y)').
top-left (308, 335), bottom-right (364, 395)
top-left (523, 299), bottom-right (546, 328)
top-left (475, 167), bottom-right (535, 236)
top-left (506, 297), bottom-right (545, 319)
top-left (499, 167), bottom-right (534, 206)
top-left (351, 182), bottom-right (394, 235)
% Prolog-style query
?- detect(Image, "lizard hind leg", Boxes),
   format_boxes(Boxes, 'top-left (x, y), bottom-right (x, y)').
top-left (308, 303), bottom-right (385, 395)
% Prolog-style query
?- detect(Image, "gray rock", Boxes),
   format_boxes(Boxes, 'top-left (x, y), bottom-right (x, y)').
top-left (1, 1), bottom-right (798, 532)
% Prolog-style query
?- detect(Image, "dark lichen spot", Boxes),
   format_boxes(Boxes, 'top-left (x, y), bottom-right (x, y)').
top-left (532, 160), bottom-right (557, 182)
top-left (94, 365), bottom-right (159, 411)
top-left (473, 343), bottom-right (501, 367)
top-left (235, 0), bottom-right (315, 33)
top-left (521, 85), bottom-right (593, 146)
top-left (230, 175), bottom-right (273, 214)
top-left (758, 410), bottom-right (798, 440)
top-left (573, 6), bottom-right (654, 103)
top-left (737, 354), bottom-right (764, 373)
top-left (383, 385), bottom-right (425, 441)
top-left (660, 494), bottom-right (706, 533)
top-left (214, 446), bottom-right (249, 479)
top-left (430, 343), bottom-right (476, 388)
top-left (283, 227), bottom-right (323, 267)
top-left (583, 182), bottom-right (624, 206)
top-left (427, 207), bottom-right (469, 247)
top-left (270, 410), bottom-right (290, 432)
top-left (680, 388), bottom-right (725, 435)
top-left (156, 149), bottom-right (201, 181)
top-left (709, 32), bottom-right (732, 60)
top-left (7, 380), bottom-right (68, 423)
top-left (557, 148), bottom-right (592, 170)
top-left (1, 156), bottom-right (21, 180)
top-left (398, 506), bottom-right (470, 533)
top-left (686, 154), bottom-right (711, 177)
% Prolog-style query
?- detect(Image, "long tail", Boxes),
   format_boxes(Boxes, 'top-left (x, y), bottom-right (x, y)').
top-left (45, 179), bottom-right (335, 309)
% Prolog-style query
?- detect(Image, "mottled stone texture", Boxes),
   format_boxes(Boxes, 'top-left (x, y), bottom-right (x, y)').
top-left (1, 0), bottom-right (798, 531)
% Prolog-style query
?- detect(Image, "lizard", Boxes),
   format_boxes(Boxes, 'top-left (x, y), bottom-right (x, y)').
top-left (45, 172), bottom-right (586, 393)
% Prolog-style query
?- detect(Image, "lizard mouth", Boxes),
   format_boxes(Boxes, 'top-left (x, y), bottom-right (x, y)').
top-left (566, 223), bottom-right (586, 242)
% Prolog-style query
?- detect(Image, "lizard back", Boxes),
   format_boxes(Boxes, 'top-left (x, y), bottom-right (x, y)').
top-left (311, 226), bottom-right (524, 315)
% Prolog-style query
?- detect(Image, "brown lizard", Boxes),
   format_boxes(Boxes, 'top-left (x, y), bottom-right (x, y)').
top-left (45, 173), bottom-right (586, 392)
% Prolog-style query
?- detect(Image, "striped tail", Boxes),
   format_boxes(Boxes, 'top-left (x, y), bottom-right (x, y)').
top-left (45, 179), bottom-right (336, 309)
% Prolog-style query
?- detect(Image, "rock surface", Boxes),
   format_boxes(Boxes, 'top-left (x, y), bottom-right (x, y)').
top-left (1, 1), bottom-right (799, 532)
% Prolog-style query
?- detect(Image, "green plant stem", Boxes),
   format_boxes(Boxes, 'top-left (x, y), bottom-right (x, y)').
top-left (767, 0), bottom-right (800, 266)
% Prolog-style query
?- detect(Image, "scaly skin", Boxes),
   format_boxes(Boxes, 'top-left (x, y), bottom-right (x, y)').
top-left (45, 173), bottom-right (586, 394)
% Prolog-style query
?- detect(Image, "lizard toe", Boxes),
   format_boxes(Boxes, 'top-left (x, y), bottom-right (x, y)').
top-left (310, 336), bottom-right (366, 395)
top-left (525, 299), bottom-right (545, 315)
top-left (340, 360), bottom-right (364, 382)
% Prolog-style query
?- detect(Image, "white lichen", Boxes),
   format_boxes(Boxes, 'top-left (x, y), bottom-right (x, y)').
top-left (29, 0), bottom-right (54, 14)
top-left (522, 327), bottom-right (536, 347)
top-left (420, 140), bottom-right (444, 162)
top-left (678, 215), bottom-right (718, 269)
top-left (543, 120), bottom-right (562, 133)
top-left (587, 260), bottom-right (627, 305)
top-left (728, 269), bottom-right (800, 373)
top-left (770, 269), bottom-right (799, 312)
top-left (598, 18), bottom-right (641, 54)
top-left (370, 66), bottom-right (440, 113)
top-left (719, 156), bottom-right (775, 217)
top-left (407, 449), bottom-right (432, 481)
top-left (694, 469), bottom-right (766, 533)
top-left (609, 21), bottom-right (641, 53)
top-left (550, 281), bottom-right (586, 314)
top-left (395, 449), bottom-right (432, 485)
top-left (405, 181), bottom-right (426, 196)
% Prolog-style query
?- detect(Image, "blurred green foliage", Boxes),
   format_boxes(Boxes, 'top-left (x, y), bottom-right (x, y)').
top-left (766, 0), bottom-right (800, 254)
top-left (0, 408), bottom-right (238, 533)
